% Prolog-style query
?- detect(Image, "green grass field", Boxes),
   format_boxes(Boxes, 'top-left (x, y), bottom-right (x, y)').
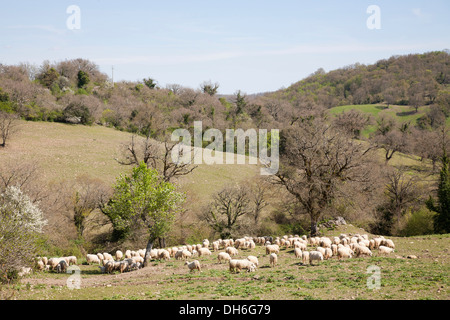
top-left (5, 224), bottom-right (449, 300)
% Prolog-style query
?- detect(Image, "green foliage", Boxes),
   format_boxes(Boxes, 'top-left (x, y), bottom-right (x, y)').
top-left (427, 152), bottom-right (450, 233)
top-left (62, 102), bottom-right (93, 125)
top-left (77, 70), bottom-right (90, 89)
top-left (103, 162), bottom-right (185, 242)
top-left (401, 208), bottom-right (436, 236)
top-left (143, 78), bottom-right (157, 89)
top-left (38, 67), bottom-right (60, 89)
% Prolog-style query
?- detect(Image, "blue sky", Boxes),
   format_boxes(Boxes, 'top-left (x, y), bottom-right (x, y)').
top-left (1, 0), bottom-right (449, 94)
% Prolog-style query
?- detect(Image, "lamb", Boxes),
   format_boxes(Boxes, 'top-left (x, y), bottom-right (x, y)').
top-left (309, 251), bottom-right (324, 265)
top-left (269, 253), bottom-right (278, 267)
top-left (378, 245), bottom-right (395, 255)
top-left (185, 260), bottom-right (202, 272)
top-left (217, 252), bottom-right (231, 264)
top-left (246, 255), bottom-right (259, 267)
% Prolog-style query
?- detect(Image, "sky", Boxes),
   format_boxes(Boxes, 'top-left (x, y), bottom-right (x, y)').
top-left (0, 0), bottom-right (449, 94)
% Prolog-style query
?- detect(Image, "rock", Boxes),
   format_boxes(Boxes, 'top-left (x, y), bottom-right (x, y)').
top-left (407, 255), bottom-right (418, 259)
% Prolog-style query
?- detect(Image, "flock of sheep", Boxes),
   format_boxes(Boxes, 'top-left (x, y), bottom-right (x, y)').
top-left (29, 232), bottom-right (396, 277)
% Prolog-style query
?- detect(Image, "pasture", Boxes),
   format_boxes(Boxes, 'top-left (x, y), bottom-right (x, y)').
top-left (6, 225), bottom-right (449, 301)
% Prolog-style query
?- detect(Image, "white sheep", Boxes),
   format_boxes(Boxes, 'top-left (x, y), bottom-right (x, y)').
top-left (158, 249), bottom-right (170, 261)
top-left (337, 247), bottom-right (353, 260)
top-left (354, 244), bottom-right (373, 258)
top-left (378, 245), bottom-right (395, 255)
top-left (383, 239), bottom-right (395, 249)
top-left (294, 248), bottom-right (302, 259)
top-left (115, 250), bottom-right (123, 261)
top-left (309, 251), bottom-right (324, 265)
top-left (323, 248), bottom-right (333, 260)
top-left (217, 252), bottom-right (231, 264)
top-left (67, 256), bottom-right (77, 266)
top-left (56, 260), bottom-right (68, 273)
top-left (225, 246), bottom-right (238, 256)
top-left (246, 255), bottom-right (259, 267)
top-left (269, 253), bottom-right (278, 267)
top-left (229, 259), bottom-right (257, 273)
top-left (302, 251), bottom-right (310, 265)
top-left (265, 244), bottom-right (279, 255)
top-left (185, 260), bottom-right (202, 272)
top-left (197, 247), bottom-right (212, 257)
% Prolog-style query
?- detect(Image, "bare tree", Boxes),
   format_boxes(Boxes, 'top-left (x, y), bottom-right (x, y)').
top-left (200, 184), bottom-right (253, 239)
top-left (0, 111), bottom-right (19, 147)
top-left (333, 109), bottom-right (372, 138)
top-left (116, 134), bottom-right (197, 183)
top-left (271, 118), bottom-right (376, 236)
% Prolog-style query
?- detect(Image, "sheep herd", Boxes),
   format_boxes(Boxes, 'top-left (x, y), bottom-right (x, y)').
top-left (29, 233), bottom-right (396, 278)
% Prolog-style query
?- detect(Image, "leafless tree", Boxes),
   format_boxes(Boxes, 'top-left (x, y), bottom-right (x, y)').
top-left (116, 134), bottom-right (197, 182)
top-left (270, 118), bottom-right (376, 236)
top-left (333, 109), bottom-right (372, 138)
top-left (200, 184), bottom-right (253, 239)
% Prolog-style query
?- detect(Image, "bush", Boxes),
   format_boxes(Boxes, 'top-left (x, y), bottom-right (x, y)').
top-left (62, 102), bottom-right (93, 125)
top-left (401, 208), bottom-right (436, 236)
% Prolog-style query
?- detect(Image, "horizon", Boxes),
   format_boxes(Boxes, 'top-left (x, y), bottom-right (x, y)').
top-left (1, 1), bottom-right (449, 94)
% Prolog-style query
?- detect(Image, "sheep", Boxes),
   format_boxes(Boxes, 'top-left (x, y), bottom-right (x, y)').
top-left (294, 248), bottom-right (302, 259)
top-left (229, 259), bottom-right (257, 273)
top-left (202, 239), bottom-right (210, 248)
top-left (125, 250), bottom-right (132, 259)
top-left (337, 247), bottom-right (353, 260)
top-left (35, 259), bottom-right (45, 271)
top-left (212, 241), bottom-right (220, 252)
top-left (115, 250), bottom-right (123, 261)
top-left (246, 255), bottom-right (259, 267)
top-left (383, 239), bottom-right (395, 249)
top-left (119, 260), bottom-right (129, 273)
top-left (104, 260), bottom-right (115, 274)
top-left (197, 247), bottom-right (212, 257)
top-left (175, 249), bottom-right (184, 260)
top-left (217, 252), bottom-right (231, 264)
top-left (265, 244), bottom-right (279, 255)
top-left (185, 260), bottom-right (202, 272)
top-left (302, 251), bottom-right (310, 265)
top-left (103, 253), bottom-right (114, 261)
top-left (56, 260), bottom-right (68, 273)
top-left (269, 253), bottom-right (278, 267)
top-left (309, 251), bottom-right (324, 265)
top-left (47, 257), bottom-right (64, 270)
top-left (316, 247), bottom-right (326, 256)
top-left (354, 244), bottom-right (373, 258)
top-left (225, 246), bottom-right (238, 256)
top-left (378, 245), bottom-right (395, 255)
top-left (324, 248), bottom-right (333, 260)
top-left (18, 267), bottom-right (32, 277)
top-left (67, 256), bottom-right (77, 266)
top-left (158, 249), bottom-right (170, 261)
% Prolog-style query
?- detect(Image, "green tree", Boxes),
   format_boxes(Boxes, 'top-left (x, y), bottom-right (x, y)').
top-left (426, 151), bottom-right (450, 233)
top-left (77, 70), bottom-right (90, 89)
top-left (102, 162), bottom-right (185, 266)
top-left (143, 78), bottom-right (157, 89)
top-left (38, 67), bottom-right (60, 89)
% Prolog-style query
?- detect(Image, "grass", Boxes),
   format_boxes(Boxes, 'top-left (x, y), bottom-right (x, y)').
top-left (5, 225), bottom-right (449, 300)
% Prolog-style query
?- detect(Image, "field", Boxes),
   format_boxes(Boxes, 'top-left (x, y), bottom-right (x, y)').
top-left (4, 224), bottom-right (449, 301)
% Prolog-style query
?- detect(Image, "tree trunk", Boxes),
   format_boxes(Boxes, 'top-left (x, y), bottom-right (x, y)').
top-left (310, 219), bottom-right (318, 237)
top-left (143, 238), bottom-right (155, 268)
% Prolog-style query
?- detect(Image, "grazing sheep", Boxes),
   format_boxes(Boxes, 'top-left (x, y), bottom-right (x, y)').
top-left (265, 244), bottom-right (279, 255)
top-left (378, 245), bottom-right (395, 255)
top-left (185, 260), bottom-right (202, 272)
top-left (337, 247), bottom-right (353, 260)
top-left (354, 244), bottom-right (373, 258)
top-left (229, 259), bottom-right (257, 273)
top-left (269, 253), bottom-right (278, 267)
top-left (67, 256), bottom-right (77, 266)
top-left (104, 260), bottom-right (115, 274)
top-left (225, 246), bottom-right (238, 256)
top-left (125, 250), bottom-right (132, 259)
top-left (309, 251), bottom-right (324, 265)
top-left (86, 254), bottom-right (101, 264)
top-left (56, 260), bottom-right (68, 273)
top-left (246, 255), bottom-right (259, 267)
top-left (119, 260), bottom-right (129, 273)
top-left (47, 257), bottom-right (63, 270)
top-left (316, 247), bottom-right (326, 256)
top-left (115, 250), bottom-right (123, 261)
top-left (198, 247), bottom-right (212, 257)
top-left (158, 249), bottom-right (170, 261)
top-left (302, 251), bottom-right (310, 265)
top-left (294, 248), bottom-right (302, 259)
top-left (217, 252), bottom-right (231, 264)
top-left (202, 239), bottom-right (210, 248)
top-left (103, 253), bottom-right (114, 261)
top-left (324, 248), bottom-right (333, 260)
top-left (384, 239), bottom-right (395, 249)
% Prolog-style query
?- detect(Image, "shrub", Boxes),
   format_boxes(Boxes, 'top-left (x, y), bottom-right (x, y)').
top-left (401, 208), bottom-right (436, 236)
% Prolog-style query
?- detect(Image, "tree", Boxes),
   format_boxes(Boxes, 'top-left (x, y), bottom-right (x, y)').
top-left (272, 118), bottom-right (375, 236)
top-left (426, 151), bottom-right (450, 234)
top-left (37, 67), bottom-right (60, 89)
top-left (201, 81), bottom-right (219, 96)
top-left (0, 110), bottom-right (19, 148)
top-left (0, 186), bottom-right (47, 283)
top-left (200, 184), bottom-right (253, 239)
top-left (143, 78), bottom-right (157, 89)
top-left (102, 162), bottom-right (185, 267)
top-left (77, 70), bottom-right (90, 89)
top-left (333, 109), bottom-right (372, 138)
